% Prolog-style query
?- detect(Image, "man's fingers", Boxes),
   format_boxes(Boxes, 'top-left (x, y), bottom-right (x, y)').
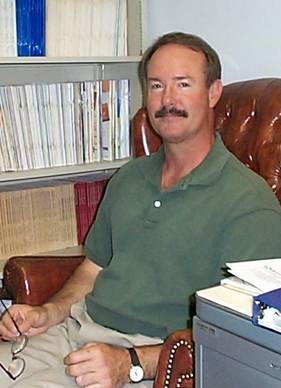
top-left (0, 312), bottom-right (20, 339)
top-left (66, 359), bottom-right (95, 377)
top-left (64, 342), bottom-right (97, 365)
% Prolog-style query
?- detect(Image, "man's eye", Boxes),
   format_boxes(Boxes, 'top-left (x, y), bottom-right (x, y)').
top-left (151, 83), bottom-right (162, 89)
top-left (179, 81), bottom-right (190, 88)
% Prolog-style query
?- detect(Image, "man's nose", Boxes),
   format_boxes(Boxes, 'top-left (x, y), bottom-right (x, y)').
top-left (161, 86), bottom-right (175, 106)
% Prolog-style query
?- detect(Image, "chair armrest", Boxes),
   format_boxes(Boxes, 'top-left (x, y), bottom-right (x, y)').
top-left (2, 255), bottom-right (85, 305)
top-left (154, 329), bottom-right (194, 388)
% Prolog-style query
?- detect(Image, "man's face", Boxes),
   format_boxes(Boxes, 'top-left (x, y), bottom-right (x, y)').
top-left (146, 44), bottom-right (221, 144)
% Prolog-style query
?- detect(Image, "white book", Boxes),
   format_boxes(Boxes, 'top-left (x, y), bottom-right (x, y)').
top-left (46, 0), bottom-right (68, 56)
top-left (56, 83), bottom-right (67, 166)
top-left (0, 91), bottom-right (8, 171)
top-left (100, 80), bottom-right (115, 161)
top-left (80, 82), bottom-right (89, 163)
top-left (40, 84), bottom-right (55, 167)
top-left (0, 0), bottom-right (17, 57)
top-left (115, 0), bottom-right (127, 55)
top-left (197, 285), bottom-right (253, 318)
top-left (46, 0), bottom-right (127, 56)
top-left (84, 82), bottom-right (92, 163)
top-left (73, 83), bottom-right (83, 164)
top-left (89, 81), bottom-right (101, 162)
top-left (61, 82), bottom-right (76, 165)
top-left (25, 84), bottom-right (45, 169)
top-left (4, 86), bottom-right (23, 170)
top-left (9, 86), bottom-right (29, 169)
top-left (0, 87), bottom-right (18, 171)
top-left (49, 83), bottom-right (66, 167)
top-left (36, 84), bottom-right (50, 168)
top-left (18, 85), bottom-right (34, 169)
top-left (115, 79), bottom-right (130, 159)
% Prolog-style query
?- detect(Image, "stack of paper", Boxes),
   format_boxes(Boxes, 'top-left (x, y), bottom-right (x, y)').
top-left (224, 259), bottom-right (281, 293)
top-left (197, 258), bottom-right (281, 318)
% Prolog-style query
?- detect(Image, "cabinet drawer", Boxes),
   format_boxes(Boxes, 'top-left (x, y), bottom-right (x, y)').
top-left (194, 316), bottom-right (281, 388)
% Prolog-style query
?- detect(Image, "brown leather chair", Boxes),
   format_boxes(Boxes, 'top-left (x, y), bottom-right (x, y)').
top-left (1, 78), bottom-right (281, 388)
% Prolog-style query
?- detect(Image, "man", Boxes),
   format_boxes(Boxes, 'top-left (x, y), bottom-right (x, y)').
top-left (1, 32), bottom-right (281, 388)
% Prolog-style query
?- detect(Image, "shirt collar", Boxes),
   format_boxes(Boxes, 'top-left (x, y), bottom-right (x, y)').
top-left (138, 133), bottom-right (230, 190)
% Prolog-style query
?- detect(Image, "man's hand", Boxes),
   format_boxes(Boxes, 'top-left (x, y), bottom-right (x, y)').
top-left (0, 304), bottom-right (51, 340)
top-left (0, 301), bottom-right (67, 340)
top-left (64, 342), bottom-right (131, 388)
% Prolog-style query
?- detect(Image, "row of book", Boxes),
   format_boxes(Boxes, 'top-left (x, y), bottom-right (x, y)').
top-left (0, 79), bottom-right (131, 172)
top-left (0, 0), bottom-right (127, 57)
top-left (0, 178), bottom-right (108, 261)
top-left (75, 179), bottom-right (108, 245)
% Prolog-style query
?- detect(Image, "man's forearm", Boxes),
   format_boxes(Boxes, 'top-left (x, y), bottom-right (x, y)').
top-left (43, 257), bottom-right (101, 326)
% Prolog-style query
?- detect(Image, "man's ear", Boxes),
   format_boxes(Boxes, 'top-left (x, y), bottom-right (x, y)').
top-left (208, 79), bottom-right (223, 108)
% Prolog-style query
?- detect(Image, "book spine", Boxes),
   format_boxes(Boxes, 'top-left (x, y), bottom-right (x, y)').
top-left (0, 184), bottom-right (77, 260)
top-left (16, 0), bottom-right (46, 56)
top-left (0, 0), bottom-right (17, 56)
top-left (74, 182), bottom-right (89, 245)
top-left (75, 179), bottom-right (108, 244)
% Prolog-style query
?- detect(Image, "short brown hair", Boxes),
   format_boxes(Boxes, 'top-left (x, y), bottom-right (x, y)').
top-left (139, 32), bottom-right (222, 94)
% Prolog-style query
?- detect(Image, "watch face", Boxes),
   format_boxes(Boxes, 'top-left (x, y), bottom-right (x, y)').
top-left (129, 365), bottom-right (144, 383)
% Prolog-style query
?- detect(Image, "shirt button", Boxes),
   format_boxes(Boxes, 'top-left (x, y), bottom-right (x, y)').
top-left (154, 200), bottom-right (161, 208)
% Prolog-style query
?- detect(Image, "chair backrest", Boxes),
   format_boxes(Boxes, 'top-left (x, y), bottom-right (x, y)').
top-left (131, 78), bottom-right (281, 203)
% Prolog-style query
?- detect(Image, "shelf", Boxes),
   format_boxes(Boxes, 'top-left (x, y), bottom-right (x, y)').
top-left (0, 56), bottom-right (141, 64)
top-left (0, 57), bottom-right (141, 86)
top-left (0, 158), bottom-right (130, 191)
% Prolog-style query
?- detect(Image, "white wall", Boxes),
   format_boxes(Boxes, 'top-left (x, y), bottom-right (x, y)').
top-left (145, 0), bottom-right (281, 85)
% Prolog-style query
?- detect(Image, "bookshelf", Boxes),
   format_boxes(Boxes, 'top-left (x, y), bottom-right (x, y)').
top-left (0, 0), bottom-right (146, 267)
top-left (0, 56), bottom-right (141, 190)
top-left (0, 57), bottom-right (141, 265)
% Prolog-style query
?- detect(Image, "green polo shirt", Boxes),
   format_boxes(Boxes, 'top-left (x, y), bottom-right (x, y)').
top-left (84, 134), bottom-right (281, 339)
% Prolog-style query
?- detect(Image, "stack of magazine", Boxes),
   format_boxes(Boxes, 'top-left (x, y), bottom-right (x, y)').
top-left (197, 258), bottom-right (281, 318)
top-left (0, 79), bottom-right (130, 172)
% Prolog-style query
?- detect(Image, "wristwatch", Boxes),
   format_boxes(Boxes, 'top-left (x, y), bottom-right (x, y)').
top-left (128, 347), bottom-right (144, 383)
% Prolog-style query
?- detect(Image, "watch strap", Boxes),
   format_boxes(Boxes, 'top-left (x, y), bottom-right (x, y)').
top-left (128, 347), bottom-right (141, 367)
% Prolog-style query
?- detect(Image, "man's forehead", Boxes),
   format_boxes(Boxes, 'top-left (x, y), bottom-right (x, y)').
top-left (147, 44), bottom-right (207, 76)
top-left (149, 44), bottom-right (205, 64)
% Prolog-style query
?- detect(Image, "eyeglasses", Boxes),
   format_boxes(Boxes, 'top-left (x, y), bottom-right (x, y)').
top-left (0, 299), bottom-right (27, 380)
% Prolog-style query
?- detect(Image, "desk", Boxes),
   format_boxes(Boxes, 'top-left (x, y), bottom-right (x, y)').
top-left (194, 293), bottom-right (281, 388)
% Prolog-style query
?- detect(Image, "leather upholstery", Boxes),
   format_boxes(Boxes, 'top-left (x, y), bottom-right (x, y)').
top-left (154, 329), bottom-right (194, 388)
top-left (216, 78), bottom-right (281, 203)
top-left (2, 255), bottom-right (84, 305)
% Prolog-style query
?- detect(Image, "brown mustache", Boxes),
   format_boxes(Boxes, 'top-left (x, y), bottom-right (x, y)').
top-left (155, 106), bottom-right (188, 118)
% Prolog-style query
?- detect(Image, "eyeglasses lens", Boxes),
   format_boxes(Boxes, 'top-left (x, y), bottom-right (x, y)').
top-left (0, 299), bottom-right (28, 380)
top-left (11, 335), bottom-right (28, 355)
top-left (7, 357), bottom-right (25, 379)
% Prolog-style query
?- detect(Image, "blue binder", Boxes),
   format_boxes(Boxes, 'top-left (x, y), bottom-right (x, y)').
top-left (16, 0), bottom-right (46, 56)
top-left (253, 288), bottom-right (281, 333)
